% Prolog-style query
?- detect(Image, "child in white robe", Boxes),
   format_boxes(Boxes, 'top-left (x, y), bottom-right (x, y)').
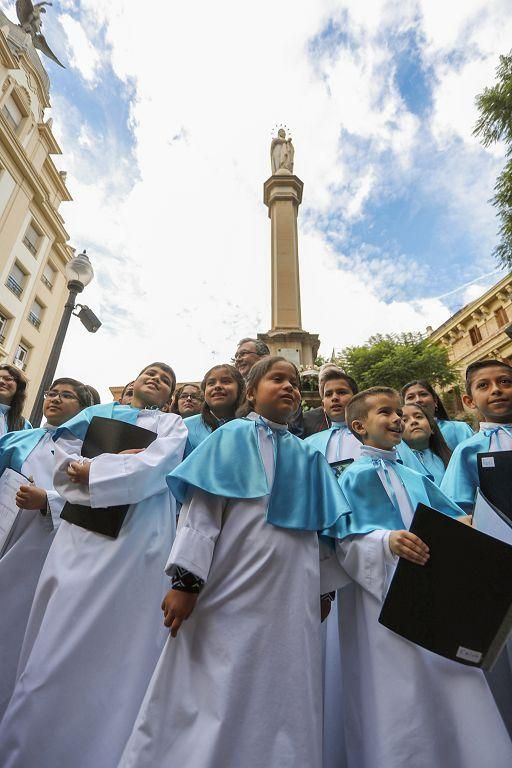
top-left (0, 363), bottom-right (187, 768)
top-left (0, 377), bottom-right (91, 718)
top-left (335, 386), bottom-right (512, 768)
top-left (119, 356), bottom-right (350, 768)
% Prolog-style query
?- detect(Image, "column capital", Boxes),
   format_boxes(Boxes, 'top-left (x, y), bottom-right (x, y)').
top-left (263, 173), bottom-right (303, 216)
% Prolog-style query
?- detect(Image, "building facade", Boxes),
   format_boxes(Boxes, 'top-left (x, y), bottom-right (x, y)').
top-left (429, 272), bottom-right (512, 412)
top-left (0, 12), bottom-right (73, 417)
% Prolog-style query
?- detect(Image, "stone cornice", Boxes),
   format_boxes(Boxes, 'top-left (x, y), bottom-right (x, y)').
top-left (38, 121), bottom-right (61, 155)
top-left (43, 157), bottom-right (72, 202)
top-left (0, 26), bottom-right (19, 69)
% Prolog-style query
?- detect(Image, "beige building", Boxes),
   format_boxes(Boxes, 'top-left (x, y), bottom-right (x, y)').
top-left (429, 271), bottom-right (512, 411)
top-left (0, 11), bottom-right (73, 417)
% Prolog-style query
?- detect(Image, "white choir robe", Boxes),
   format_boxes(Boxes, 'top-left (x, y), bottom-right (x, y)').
top-left (0, 410), bottom-right (187, 768)
top-left (0, 426), bottom-right (64, 719)
top-left (307, 423), bottom-right (360, 768)
top-left (119, 416), bottom-right (346, 768)
top-left (336, 447), bottom-right (512, 768)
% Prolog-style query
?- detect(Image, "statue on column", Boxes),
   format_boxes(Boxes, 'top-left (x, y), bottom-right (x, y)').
top-left (271, 128), bottom-right (294, 175)
top-left (15, 0), bottom-right (65, 67)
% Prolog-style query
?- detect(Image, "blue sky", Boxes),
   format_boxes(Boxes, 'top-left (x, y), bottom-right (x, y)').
top-left (0, 0), bottom-right (509, 394)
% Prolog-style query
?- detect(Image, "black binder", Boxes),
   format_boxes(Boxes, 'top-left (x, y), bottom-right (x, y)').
top-left (477, 450), bottom-right (512, 522)
top-left (379, 503), bottom-right (512, 670)
top-left (329, 458), bottom-right (354, 480)
top-left (60, 417), bottom-right (157, 539)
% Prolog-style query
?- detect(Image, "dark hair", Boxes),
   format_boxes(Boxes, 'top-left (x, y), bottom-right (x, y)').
top-left (465, 359), bottom-right (512, 395)
top-left (51, 378), bottom-right (94, 410)
top-left (170, 383), bottom-right (202, 415)
top-left (402, 402), bottom-right (452, 468)
top-left (200, 364), bottom-right (245, 431)
top-left (85, 384), bottom-right (101, 405)
top-left (237, 356), bottom-right (301, 417)
top-left (137, 362), bottom-right (177, 397)
top-left (401, 379), bottom-right (450, 420)
top-left (237, 337), bottom-right (270, 357)
top-left (119, 381), bottom-right (135, 402)
top-left (320, 370), bottom-right (358, 398)
top-left (346, 386), bottom-right (400, 440)
top-left (0, 364), bottom-right (28, 431)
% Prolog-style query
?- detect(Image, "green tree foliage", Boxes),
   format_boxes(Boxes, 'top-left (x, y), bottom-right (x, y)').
top-left (474, 52), bottom-right (512, 268)
top-left (330, 332), bottom-right (457, 391)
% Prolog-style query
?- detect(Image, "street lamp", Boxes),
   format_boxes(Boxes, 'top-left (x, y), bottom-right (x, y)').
top-left (29, 250), bottom-right (101, 426)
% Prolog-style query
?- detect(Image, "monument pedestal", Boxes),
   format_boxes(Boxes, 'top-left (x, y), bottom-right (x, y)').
top-left (258, 329), bottom-right (319, 368)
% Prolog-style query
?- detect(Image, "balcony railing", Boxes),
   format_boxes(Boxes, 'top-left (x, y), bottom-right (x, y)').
top-left (5, 275), bottom-right (22, 298)
top-left (41, 274), bottom-right (53, 290)
top-left (13, 358), bottom-right (27, 371)
top-left (0, 334), bottom-right (6, 345)
top-left (23, 236), bottom-right (38, 256)
top-left (27, 312), bottom-right (41, 329)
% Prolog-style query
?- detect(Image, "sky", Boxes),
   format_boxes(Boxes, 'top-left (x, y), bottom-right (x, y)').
top-left (2, 0), bottom-right (511, 396)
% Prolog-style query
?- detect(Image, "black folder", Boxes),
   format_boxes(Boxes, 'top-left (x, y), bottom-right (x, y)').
top-left (477, 450), bottom-right (512, 523)
top-left (378, 503), bottom-right (512, 670)
top-left (60, 417), bottom-right (157, 539)
top-left (329, 458), bottom-right (354, 480)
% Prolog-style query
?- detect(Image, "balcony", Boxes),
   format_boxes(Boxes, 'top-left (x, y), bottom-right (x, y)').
top-left (41, 274), bottom-right (53, 291)
top-left (13, 358), bottom-right (26, 371)
top-left (5, 275), bottom-right (22, 298)
top-left (27, 312), bottom-right (41, 329)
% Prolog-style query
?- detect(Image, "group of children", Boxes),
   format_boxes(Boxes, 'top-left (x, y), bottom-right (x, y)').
top-left (0, 356), bottom-right (511, 767)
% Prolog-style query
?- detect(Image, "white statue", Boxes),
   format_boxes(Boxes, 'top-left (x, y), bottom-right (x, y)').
top-left (271, 128), bottom-right (294, 175)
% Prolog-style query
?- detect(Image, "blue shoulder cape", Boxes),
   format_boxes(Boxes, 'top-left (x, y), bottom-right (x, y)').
top-left (437, 419), bottom-right (474, 451)
top-left (339, 457), bottom-right (463, 538)
top-left (0, 428), bottom-right (47, 475)
top-left (167, 418), bottom-right (350, 535)
top-left (53, 402), bottom-right (140, 442)
top-left (183, 414), bottom-right (212, 456)
top-left (304, 425), bottom-right (337, 455)
top-left (440, 431), bottom-right (491, 514)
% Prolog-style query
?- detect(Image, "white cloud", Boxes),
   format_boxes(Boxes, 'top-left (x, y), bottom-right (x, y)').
top-left (35, 0), bottom-right (510, 399)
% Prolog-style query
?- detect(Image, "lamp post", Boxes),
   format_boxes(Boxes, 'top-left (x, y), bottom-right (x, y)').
top-left (30, 250), bottom-right (97, 426)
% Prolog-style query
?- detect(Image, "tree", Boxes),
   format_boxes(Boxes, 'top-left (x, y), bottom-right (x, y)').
top-left (330, 332), bottom-right (457, 391)
top-left (474, 52), bottom-right (512, 268)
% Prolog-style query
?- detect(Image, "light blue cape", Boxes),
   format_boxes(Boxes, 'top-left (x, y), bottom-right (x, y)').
top-left (183, 413), bottom-right (212, 456)
top-left (167, 418), bottom-right (350, 535)
top-left (338, 456), bottom-right (463, 538)
top-left (53, 402), bottom-right (140, 442)
top-left (437, 419), bottom-right (474, 451)
top-left (440, 431), bottom-right (492, 514)
top-left (0, 428), bottom-right (47, 475)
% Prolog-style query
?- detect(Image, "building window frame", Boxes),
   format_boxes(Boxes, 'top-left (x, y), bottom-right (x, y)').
top-left (469, 325), bottom-right (483, 346)
top-left (0, 309), bottom-right (9, 346)
top-left (0, 86), bottom-right (29, 137)
top-left (495, 307), bottom-right (509, 329)
top-left (13, 341), bottom-right (29, 371)
top-left (22, 219), bottom-right (42, 257)
top-left (41, 261), bottom-right (56, 291)
top-left (5, 261), bottom-right (26, 299)
top-left (27, 298), bottom-right (44, 330)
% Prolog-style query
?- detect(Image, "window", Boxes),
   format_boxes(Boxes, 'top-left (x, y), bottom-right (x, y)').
top-left (2, 94), bottom-right (22, 132)
top-left (13, 342), bottom-right (29, 371)
top-left (495, 307), bottom-right (509, 328)
top-left (23, 221), bottom-right (41, 256)
top-left (469, 326), bottom-right (482, 346)
top-left (5, 262), bottom-right (25, 298)
top-left (28, 299), bottom-right (43, 330)
top-left (0, 311), bottom-right (8, 345)
top-left (41, 262), bottom-right (56, 291)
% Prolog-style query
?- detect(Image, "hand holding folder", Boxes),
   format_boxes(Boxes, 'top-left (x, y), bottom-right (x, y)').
top-left (60, 417), bottom-right (157, 539)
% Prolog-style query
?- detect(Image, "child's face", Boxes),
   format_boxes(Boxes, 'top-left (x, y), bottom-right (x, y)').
top-left (402, 384), bottom-right (436, 417)
top-left (352, 394), bottom-right (404, 450)
top-left (133, 366), bottom-right (174, 410)
top-left (463, 366), bottom-right (512, 424)
top-left (204, 369), bottom-right (238, 416)
top-left (322, 378), bottom-right (354, 423)
top-left (249, 361), bottom-right (301, 424)
top-left (401, 404), bottom-right (432, 450)
top-left (177, 386), bottom-right (202, 417)
top-left (43, 383), bottom-right (83, 426)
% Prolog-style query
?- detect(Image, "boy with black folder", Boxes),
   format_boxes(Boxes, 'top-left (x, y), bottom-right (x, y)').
top-left (334, 386), bottom-right (512, 768)
top-left (0, 363), bottom-right (188, 768)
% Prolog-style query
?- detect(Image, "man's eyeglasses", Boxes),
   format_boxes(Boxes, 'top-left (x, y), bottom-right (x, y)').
top-left (233, 350), bottom-right (256, 361)
top-left (44, 390), bottom-right (79, 402)
top-left (0, 375), bottom-right (15, 383)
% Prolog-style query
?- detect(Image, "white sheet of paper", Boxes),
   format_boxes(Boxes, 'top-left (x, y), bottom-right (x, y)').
top-left (0, 467), bottom-right (28, 552)
top-left (473, 490), bottom-right (512, 546)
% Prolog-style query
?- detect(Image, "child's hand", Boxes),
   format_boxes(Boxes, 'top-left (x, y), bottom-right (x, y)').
top-left (67, 461), bottom-right (90, 484)
top-left (389, 530), bottom-right (429, 565)
top-left (457, 515), bottom-right (473, 526)
top-left (161, 589), bottom-right (198, 637)
top-left (15, 485), bottom-right (47, 510)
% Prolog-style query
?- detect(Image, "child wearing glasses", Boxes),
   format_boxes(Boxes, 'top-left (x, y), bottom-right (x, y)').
top-left (0, 378), bottom-right (91, 719)
top-left (170, 383), bottom-right (203, 418)
top-left (0, 363), bottom-right (188, 768)
top-left (0, 365), bottom-right (32, 436)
